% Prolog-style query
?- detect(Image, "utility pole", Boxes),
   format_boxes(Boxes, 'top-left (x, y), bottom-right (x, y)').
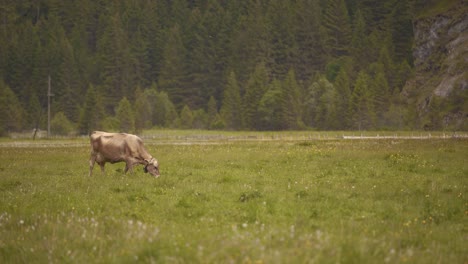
top-left (47, 75), bottom-right (54, 137)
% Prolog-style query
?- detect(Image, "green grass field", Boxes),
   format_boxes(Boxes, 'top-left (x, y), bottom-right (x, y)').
top-left (0, 131), bottom-right (467, 263)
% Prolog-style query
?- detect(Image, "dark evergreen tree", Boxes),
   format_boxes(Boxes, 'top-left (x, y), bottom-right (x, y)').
top-left (242, 63), bottom-right (269, 129)
top-left (304, 75), bottom-right (335, 129)
top-left (180, 105), bottom-right (194, 129)
top-left (323, 0), bottom-right (352, 58)
top-left (0, 80), bottom-right (24, 135)
top-left (294, 0), bottom-right (326, 81)
top-left (158, 24), bottom-right (189, 109)
top-left (281, 69), bottom-right (304, 130)
top-left (369, 63), bottom-right (391, 127)
top-left (220, 71), bottom-right (242, 130)
top-left (350, 71), bottom-right (375, 130)
top-left (229, 1), bottom-right (271, 84)
top-left (266, 1), bottom-right (297, 78)
top-left (257, 79), bottom-right (283, 130)
top-left (134, 87), bottom-right (152, 132)
top-left (98, 10), bottom-right (133, 114)
top-left (351, 9), bottom-right (369, 70)
top-left (78, 85), bottom-right (104, 134)
top-left (207, 96), bottom-right (218, 128)
top-left (334, 69), bottom-right (352, 129)
top-left (116, 97), bottom-right (135, 133)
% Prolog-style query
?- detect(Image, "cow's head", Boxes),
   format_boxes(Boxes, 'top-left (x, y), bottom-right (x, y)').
top-left (144, 159), bottom-right (160, 178)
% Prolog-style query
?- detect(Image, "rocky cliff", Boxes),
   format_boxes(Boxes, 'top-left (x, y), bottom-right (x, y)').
top-left (403, 1), bottom-right (467, 130)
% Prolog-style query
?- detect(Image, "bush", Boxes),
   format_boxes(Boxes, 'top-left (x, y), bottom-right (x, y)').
top-left (50, 112), bottom-right (75, 136)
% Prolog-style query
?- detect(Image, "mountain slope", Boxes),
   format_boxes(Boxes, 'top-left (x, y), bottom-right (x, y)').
top-left (403, 0), bottom-right (468, 130)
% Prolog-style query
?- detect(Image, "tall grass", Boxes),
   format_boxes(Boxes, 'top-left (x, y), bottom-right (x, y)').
top-left (0, 134), bottom-right (466, 263)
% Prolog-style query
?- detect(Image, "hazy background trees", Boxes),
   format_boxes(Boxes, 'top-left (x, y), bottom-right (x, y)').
top-left (0, 0), bottom-right (442, 135)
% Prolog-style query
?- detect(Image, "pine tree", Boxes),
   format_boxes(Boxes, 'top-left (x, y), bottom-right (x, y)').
top-left (78, 85), bottom-right (104, 134)
top-left (378, 44), bottom-right (397, 92)
top-left (220, 71), bottom-right (242, 130)
top-left (350, 71), bottom-right (375, 130)
top-left (281, 69), bottom-right (303, 130)
top-left (116, 97), bottom-right (135, 133)
top-left (334, 69), bottom-right (352, 129)
top-left (370, 64), bottom-right (391, 128)
top-left (242, 63), bottom-right (269, 129)
top-left (257, 79), bottom-right (283, 130)
top-left (207, 96), bottom-right (218, 129)
top-left (389, 0), bottom-right (414, 64)
top-left (158, 24), bottom-right (189, 109)
top-left (57, 36), bottom-right (81, 123)
top-left (98, 10), bottom-right (133, 114)
top-left (294, 0), bottom-right (325, 81)
top-left (192, 109), bottom-right (208, 129)
top-left (134, 87), bottom-right (152, 133)
top-left (304, 75), bottom-right (335, 129)
top-left (229, 1), bottom-right (271, 84)
top-left (266, 1), bottom-right (297, 78)
top-left (351, 9), bottom-right (369, 70)
top-left (0, 79), bottom-right (24, 135)
top-left (154, 91), bottom-right (178, 128)
top-left (322, 0), bottom-right (352, 58)
top-left (180, 105), bottom-right (193, 129)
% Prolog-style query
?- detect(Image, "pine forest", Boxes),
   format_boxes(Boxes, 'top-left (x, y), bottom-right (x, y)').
top-left (0, 0), bottom-right (463, 135)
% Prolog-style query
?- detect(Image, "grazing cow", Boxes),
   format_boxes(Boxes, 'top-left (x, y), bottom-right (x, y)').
top-left (89, 131), bottom-right (160, 177)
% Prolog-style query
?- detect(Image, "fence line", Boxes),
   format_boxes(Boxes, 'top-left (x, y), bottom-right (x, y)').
top-left (6, 131), bottom-right (468, 142)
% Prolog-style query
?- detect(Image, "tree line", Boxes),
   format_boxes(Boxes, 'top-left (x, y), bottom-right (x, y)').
top-left (0, 0), bottom-right (427, 135)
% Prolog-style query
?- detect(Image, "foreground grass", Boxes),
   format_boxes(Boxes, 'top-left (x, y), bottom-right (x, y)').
top-left (0, 134), bottom-right (467, 263)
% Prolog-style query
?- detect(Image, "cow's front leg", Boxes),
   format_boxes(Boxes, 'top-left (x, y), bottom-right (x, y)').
top-left (89, 154), bottom-right (97, 176)
top-left (99, 162), bottom-right (105, 174)
top-left (124, 162), bottom-right (133, 174)
top-left (125, 160), bottom-right (138, 174)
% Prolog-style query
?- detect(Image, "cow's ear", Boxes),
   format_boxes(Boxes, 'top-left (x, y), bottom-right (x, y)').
top-left (143, 166), bottom-right (148, 173)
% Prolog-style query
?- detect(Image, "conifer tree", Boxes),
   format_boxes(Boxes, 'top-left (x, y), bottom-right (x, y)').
top-left (220, 71), bottom-right (242, 130)
top-left (158, 24), bottom-right (189, 108)
top-left (152, 91), bottom-right (178, 127)
top-left (242, 63), bottom-right (269, 129)
top-left (57, 37), bottom-right (81, 123)
top-left (134, 87), bottom-right (152, 132)
top-left (180, 105), bottom-right (193, 129)
top-left (266, 1), bottom-right (297, 78)
top-left (78, 85), bottom-right (104, 134)
top-left (323, 0), bottom-right (352, 58)
top-left (350, 71), bottom-right (375, 130)
top-left (304, 75), bottom-right (335, 129)
top-left (389, 0), bottom-right (414, 64)
top-left (116, 97), bottom-right (135, 133)
top-left (294, 0), bottom-right (325, 80)
top-left (0, 80), bottom-right (24, 135)
top-left (370, 64), bottom-right (391, 127)
top-left (229, 1), bottom-right (271, 83)
top-left (281, 69), bottom-right (303, 130)
top-left (334, 69), bottom-right (352, 129)
top-left (351, 9), bottom-right (368, 70)
top-left (98, 11), bottom-right (133, 114)
top-left (257, 79), bottom-right (283, 130)
top-left (207, 96), bottom-right (218, 128)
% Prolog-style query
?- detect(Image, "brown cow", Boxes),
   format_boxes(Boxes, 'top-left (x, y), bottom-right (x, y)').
top-left (89, 131), bottom-right (160, 177)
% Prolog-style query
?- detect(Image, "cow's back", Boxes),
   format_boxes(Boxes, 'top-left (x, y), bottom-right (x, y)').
top-left (90, 131), bottom-right (144, 157)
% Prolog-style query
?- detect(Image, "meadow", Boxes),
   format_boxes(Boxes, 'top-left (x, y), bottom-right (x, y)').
top-left (0, 131), bottom-right (466, 263)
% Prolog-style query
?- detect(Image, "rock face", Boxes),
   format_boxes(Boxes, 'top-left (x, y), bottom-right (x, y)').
top-left (403, 1), bottom-right (467, 129)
